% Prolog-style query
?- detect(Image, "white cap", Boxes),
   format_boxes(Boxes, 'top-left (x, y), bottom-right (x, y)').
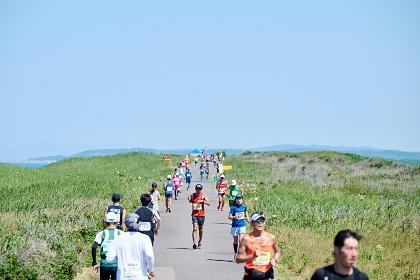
top-left (104, 212), bottom-right (119, 223)
top-left (220, 174), bottom-right (225, 178)
top-left (231, 179), bottom-right (237, 185)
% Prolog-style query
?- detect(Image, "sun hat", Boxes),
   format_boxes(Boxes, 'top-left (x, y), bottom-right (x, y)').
top-left (125, 213), bottom-right (140, 231)
top-left (231, 179), bottom-right (237, 185)
top-left (250, 212), bottom-right (266, 223)
top-left (104, 212), bottom-right (119, 223)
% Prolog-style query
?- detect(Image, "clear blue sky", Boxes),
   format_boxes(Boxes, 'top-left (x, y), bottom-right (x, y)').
top-left (1, 1), bottom-right (419, 162)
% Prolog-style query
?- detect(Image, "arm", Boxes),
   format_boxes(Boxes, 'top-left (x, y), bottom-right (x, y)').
top-left (228, 208), bottom-right (236, 220)
top-left (235, 236), bottom-right (255, 263)
top-left (121, 208), bottom-right (127, 231)
top-left (144, 238), bottom-right (156, 277)
top-left (154, 212), bottom-right (161, 234)
top-left (202, 194), bottom-right (210, 206)
top-left (91, 241), bottom-right (99, 273)
top-left (270, 235), bottom-right (282, 267)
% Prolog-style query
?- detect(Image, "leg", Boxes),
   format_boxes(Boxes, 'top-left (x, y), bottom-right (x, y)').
top-left (192, 222), bottom-right (198, 247)
top-left (198, 223), bottom-right (204, 245)
top-left (220, 195), bottom-right (225, 210)
top-left (233, 235), bottom-right (239, 254)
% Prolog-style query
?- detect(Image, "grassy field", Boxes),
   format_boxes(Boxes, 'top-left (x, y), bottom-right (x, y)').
top-left (225, 151), bottom-right (420, 279)
top-left (1, 151), bottom-right (419, 279)
top-left (0, 153), bottom-right (178, 279)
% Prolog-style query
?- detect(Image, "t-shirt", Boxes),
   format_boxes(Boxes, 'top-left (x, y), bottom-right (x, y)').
top-left (229, 204), bottom-right (247, 227)
top-left (106, 232), bottom-right (154, 280)
top-left (311, 265), bottom-right (369, 280)
top-left (150, 190), bottom-right (160, 212)
top-left (190, 192), bottom-right (206, 217)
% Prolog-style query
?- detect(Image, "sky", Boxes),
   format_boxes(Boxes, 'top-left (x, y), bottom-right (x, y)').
top-left (1, 0), bottom-right (419, 162)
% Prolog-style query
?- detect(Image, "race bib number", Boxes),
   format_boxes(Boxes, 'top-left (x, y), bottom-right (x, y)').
top-left (124, 262), bottom-right (141, 277)
top-left (192, 203), bottom-right (202, 210)
top-left (231, 190), bottom-right (238, 196)
top-left (138, 222), bottom-right (151, 232)
top-left (253, 252), bottom-right (271, 266)
top-left (236, 212), bottom-right (245, 220)
top-left (167, 186), bottom-right (173, 192)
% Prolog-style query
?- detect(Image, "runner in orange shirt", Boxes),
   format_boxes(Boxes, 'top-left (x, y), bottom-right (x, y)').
top-left (188, 184), bottom-right (210, 249)
top-left (236, 212), bottom-right (281, 280)
top-left (216, 174), bottom-right (228, 211)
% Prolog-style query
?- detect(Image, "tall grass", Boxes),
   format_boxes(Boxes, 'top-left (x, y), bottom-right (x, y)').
top-left (225, 151), bottom-right (420, 279)
top-left (0, 153), bottom-right (177, 279)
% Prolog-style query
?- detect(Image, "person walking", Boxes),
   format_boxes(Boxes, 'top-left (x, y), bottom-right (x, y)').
top-left (236, 212), bottom-right (281, 280)
top-left (134, 194), bottom-right (161, 246)
top-left (311, 229), bottom-right (369, 280)
top-left (92, 212), bottom-right (123, 280)
top-left (163, 175), bottom-right (174, 213)
top-left (228, 194), bottom-right (248, 258)
top-left (188, 184), bottom-right (210, 249)
top-left (106, 213), bottom-right (156, 280)
top-left (104, 193), bottom-right (126, 231)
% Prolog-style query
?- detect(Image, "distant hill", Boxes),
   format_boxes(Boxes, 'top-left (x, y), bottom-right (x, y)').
top-left (11, 145), bottom-right (420, 168)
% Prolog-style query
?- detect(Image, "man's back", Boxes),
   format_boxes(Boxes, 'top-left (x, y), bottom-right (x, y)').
top-left (107, 232), bottom-right (154, 280)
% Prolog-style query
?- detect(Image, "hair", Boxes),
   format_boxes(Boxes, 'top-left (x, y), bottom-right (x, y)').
top-left (140, 193), bottom-right (152, 206)
top-left (195, 184), bottom-right (203, 190)
top-left (112, 193), bottom-right (121, 203)
top-left (334, 229), bottom-right (362, 249)
top-left (151, 182), bottom-right (157, 189)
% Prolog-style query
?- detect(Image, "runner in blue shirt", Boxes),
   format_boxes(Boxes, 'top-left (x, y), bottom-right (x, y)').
top-left (185, 168), bottom-right (192, 190)
top-left (228, 194), bottom-right (249, 258)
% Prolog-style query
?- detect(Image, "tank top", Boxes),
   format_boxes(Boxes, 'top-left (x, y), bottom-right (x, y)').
top-left (245, 232), bottom-right (274, 273)
top-left (107, 205), bottom-right (124, 229)
top-left (190, 192), bottom-right (206, 217)
top-left (134, 206), bottom-right (155, 239)
top-left (100, 228), bottom-right (121, 267)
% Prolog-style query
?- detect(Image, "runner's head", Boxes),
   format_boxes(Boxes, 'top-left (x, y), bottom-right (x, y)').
top-left (167, 175), bottom-right (172, 180)
top-left (333, 230), bottom-right (362, 268)
top-left (250, 212), bottom-right (266, 231)
top-left (220, 174), bottom-right (225, 180)
top-left (140, 193), bottom-right (152, 206)
top-left (104, 212), bottom-right (119, 227)
top-left (195, 184), bottom-right (203, 192)
top-left (235, 194), bottom-right (243, 205)
top-left (151, 182), bottom-right (158, 190)
top-left (125, 213), bottom-right (141, 232)
top-left (111, 193), bottom-right (121, 203)
top-left (231, 179), bottom-right (237, 186)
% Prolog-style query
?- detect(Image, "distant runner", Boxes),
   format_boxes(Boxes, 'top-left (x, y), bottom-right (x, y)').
top-left (164, 175), bottom-right (174, 213)
top-left (194, 157), bottom-right (199, 166)
top-left (104, 193), bottom-right (126, 231)
top-left (228, 194), bottom-right (248, 258)
top-left (236, 212), bottom-right (281, 280)
top-left (228, 179), bottom-right (243, 207)
top-left (92, 212), bottom-right (123, 280)
top-left (149, 182), bottom-right (161, 213)
top-left (185, 168), bottom-right (192, 190)
top-left (199, 164), bottom-right (205, 182)
top-left (216, 174), bottom-right (228, 211)
top-left (311, 230), bottom-right (369, 280)
top-left (173, 173), bottom-right (181, 200)
top-left (188, 184), bottom-right (210, 249)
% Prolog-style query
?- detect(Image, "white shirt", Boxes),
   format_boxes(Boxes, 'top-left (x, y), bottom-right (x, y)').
top-left (106, 231), bottom-right (155, 280)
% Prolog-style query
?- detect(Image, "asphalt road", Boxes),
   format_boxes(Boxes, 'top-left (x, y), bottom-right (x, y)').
top-left (153, 162), bottom-right (244, 280)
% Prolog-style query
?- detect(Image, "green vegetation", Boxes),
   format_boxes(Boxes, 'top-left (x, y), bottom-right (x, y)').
top-left (226, 151), bottom-right (420, 279)
top-left (0, 153), bottom-right (176, 279)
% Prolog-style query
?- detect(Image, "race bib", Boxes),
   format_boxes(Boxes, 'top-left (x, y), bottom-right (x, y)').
top-left (167, 186), bottom-right (173, 192)
top-left (192, 203), bottom-right (202, 210)
top-left (253, 252), bottom-right (271, 266)
top-left (124, 262), bottom-right (141, 277)
top-left (231, 190), bottom-right (238, 196)
top-left (138, 222), bottom-right (151, 232)
top-left (236, 212), bottom-right (245, 220)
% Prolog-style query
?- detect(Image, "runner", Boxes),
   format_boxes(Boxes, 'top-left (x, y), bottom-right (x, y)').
top-left (163, 175), bottom-right (174, 213)
top-left (173, 173), bottom-right (181, 200)
top-left (311, 230), bottom-right (369, 280)
top-left (188, 184), bottom-right (210, 249)
top-left (216, 174), bottom-right (228, 211)
top-left (228, 194), bottom-right (248, 258)
top-left (236, 212), bottom-right (281, 280)
top-left (104, 193), bottom-right (126, 231)
top-left (149, 182), bottom-right (161, 213)
top-left (106, 213), bottom-right (156, 279)
top-left (205, 161), bottom-right (210, 180)
top-left (228, 179), bottom-right (243, 207)
top-left (199, 164), bottom-right (205, 182)
top-left (185, 168), bottom-right (192, 190)
top-left (92, 212), bottom-right (123, 280)
top-left (134, 194), bottom-right (161, 246)
top-left (194, 157), bottom-right (199, 167)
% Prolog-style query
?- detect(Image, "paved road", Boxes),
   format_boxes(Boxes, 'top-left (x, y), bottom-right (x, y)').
top-left (154, 162), bottom-right (244, 280)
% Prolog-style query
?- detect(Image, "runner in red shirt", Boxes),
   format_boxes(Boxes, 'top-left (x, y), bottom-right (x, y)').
top-left (188, 184), bottom-right (210, 249)
top-left (216, 174), bottom-right (228, 211)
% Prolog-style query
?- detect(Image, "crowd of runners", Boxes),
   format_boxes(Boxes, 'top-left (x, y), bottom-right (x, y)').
top-left (91, 151), bottom-right (369, 280)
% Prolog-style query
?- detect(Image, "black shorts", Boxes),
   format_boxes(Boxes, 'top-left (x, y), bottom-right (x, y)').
top-left (165, 193), bottom-right (173, 198)
top-left (243, 267), bottom-right (274, 280)
top-left (186, 178), bottom-right (191, 183)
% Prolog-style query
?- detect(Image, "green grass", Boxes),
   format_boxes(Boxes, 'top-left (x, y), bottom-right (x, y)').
top-left (226, 151), bottom-right (420, 279)
top-left (0, 153), bottom-right (179, 279)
